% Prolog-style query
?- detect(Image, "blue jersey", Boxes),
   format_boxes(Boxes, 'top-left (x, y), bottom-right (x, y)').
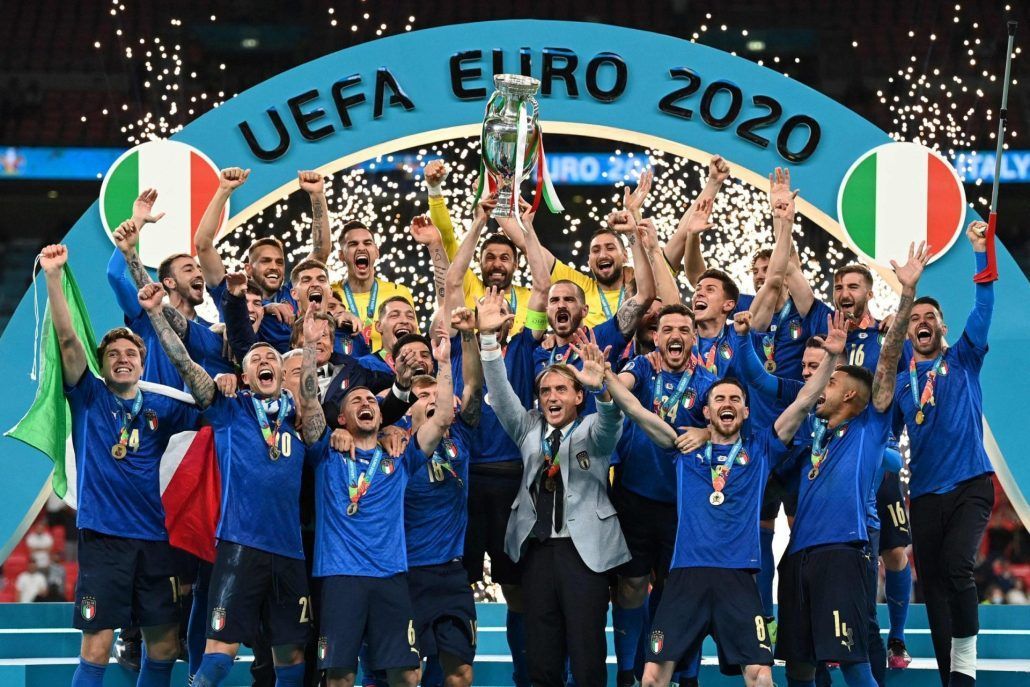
top-left (184, 320), bottom-right (234, 377)
top-left (203, 391), bottom-right (309, 559)
top-left (65, 374), bottom-right (200, 540)
top-left (314, 439), bottom-right (428, 577)
top-left (805, 299), bottom-right (911, 374)
top-left (616, 355), bottom-right (715, 503)
top-left (209, 278), bottom-right (297, 354)
top-left (894, 329), bottom-right (992, 498)
top-left (789, 405), bottom-right (891, 552)
top-left (694, 324), bottom-right (737, 378)
top-left (535, 317), bottom-right (627, 416)
top-left (405, 419), bottom-right (472, 566)
top-left (672, 429), bottom-right (790, 570)
top-left (730, 331), bottom-right (805, 431)
top-left (474, 328), bottom-right (541, 464)
top-left (358, 351), bottom-right (393, 376)
top-left (358, 334), bottom-right (466, 399)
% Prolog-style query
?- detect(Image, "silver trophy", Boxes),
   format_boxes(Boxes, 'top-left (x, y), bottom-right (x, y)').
top-left (481, 74), bottom-right (541, 218)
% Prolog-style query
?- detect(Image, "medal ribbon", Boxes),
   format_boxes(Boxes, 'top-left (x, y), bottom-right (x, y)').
top-left (809, 418), bottom-right (851, 473)
top-left (691, 340), bottom-right (719, 374)
top-left (115, 390), bottom-right (145, 451)
top-left (761, 299), bottom-right (794, 364)
top-left (652, 366), bottom-right (694, 420)
top-left (909, 353), bottom-right (946, 420)
top-left (250, 392), bottom-right (292, 454)
top-left (599, 286), bottom-right (626, 320)
top-left (346, 446), bottom-right (385, 505)
top-left (704, 438), bottom-right (744, 494)
top-left (343, 280), bottom-right (380, 335)
top-left (507, 288), bottom-right (517, 318)
top-left (540, 418), bottom-right (582, 478)
top-left (549, 344), bottom-right (578, 366)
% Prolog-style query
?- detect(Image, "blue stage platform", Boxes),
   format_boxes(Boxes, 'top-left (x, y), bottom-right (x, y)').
top-left (0, 602), bottom-right (1025, 686)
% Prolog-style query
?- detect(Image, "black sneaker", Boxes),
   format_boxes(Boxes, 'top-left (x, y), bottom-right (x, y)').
top-left (617, 669), bottom-right (638, 687)
top-left (114, 634), bottom-right (142, 672)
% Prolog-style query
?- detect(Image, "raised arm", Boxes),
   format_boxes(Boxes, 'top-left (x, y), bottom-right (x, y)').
top-left (730, 312), bottom-right (781, 398)
top-left (410, 214), bottom-right (450, 308)
top-left (221, 272), bottom-right (258, 363)
top-left (138, 283), bottom-right (216, 408)
top-left (445, 195), bottom-right (493, 309)
top-left (111, 219), bottom-right (188, 338)
top-left (637, 217), bottom-right (682, 305)
top-left (106, 190), bottom-right (168, 319)
top-left (775, 312), bottom-right (847, 443)
top-left (873, 242), bottom-right (929, 412)
top-left (298, 171), bottom-right (331, 264)
top-left (477, 287), bottom-right (533, 443)
top-left (451, 306), bottom-right (484, 427)
top-left (39, 245), bottom-right (87, 385)
top-left (416, 334), bottom-right (455, 454)
top-left (299, 308), bottom-right (329, 443)
top-left (520, 203), bottom-right (552, 326)
top-left (603, 367), bottom-right (677, 449)
top-left (748, 168), bottom-right (796, 330)
top-left (606, 211), bottom-right (654, 338)
top-left (785, 249), bottom-right (816, 316)
top-left (964, 220), bottom-right (994, 348)
top-left (665, 156), bottom-right (729, 276)
top-left (195, 167), bottom-right (249, 286)
top-left (424, 160), bottom-right (460, 259)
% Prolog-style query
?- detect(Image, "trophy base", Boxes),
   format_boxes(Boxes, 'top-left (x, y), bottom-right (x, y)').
top-left (491, 188), bottom-right (515, 218)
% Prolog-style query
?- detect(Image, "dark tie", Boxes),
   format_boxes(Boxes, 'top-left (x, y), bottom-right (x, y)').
top-left (532, 429), bottom-right (564, 541)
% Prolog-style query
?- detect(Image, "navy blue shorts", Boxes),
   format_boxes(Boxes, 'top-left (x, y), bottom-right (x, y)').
top-left (612, 484), bottom-right (677, 580)
top-left (646, 567), bottom-right (772, 674)
top-left (205, 541), bottom-right (311, 647)
top-left (73, 529), bottom-right (182, 631)
top-left (464, 462), bottom-right (523, 585)
top-left (408, 560), bottom-right (477, 665)
top-left (318, 573), bottom-right (420, 672)
top-left (760, 472), bottom-right (798, 521)
top-left (775, 545), bottom-right (870, 664)
top-left (875, 472), bottom-right (911, 552)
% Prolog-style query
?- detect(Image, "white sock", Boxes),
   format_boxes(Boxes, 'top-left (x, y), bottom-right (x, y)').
top-left (950, 635), bottom-right (977, 678)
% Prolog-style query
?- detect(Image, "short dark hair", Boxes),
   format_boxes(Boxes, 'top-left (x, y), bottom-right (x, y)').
top-left (289, 311), bottom-right (337, 348)
top-left (329, 290), bottom-right (345, 305)
top-left (696, 268), bottom-right (740, 305)
top-left (708, 376), bottom-right (748, 404)
top-left (533, 364), bottom-right (586, 412)
top-left (289, 258), bottom-right (329, 285)
top-left (245, 279), bottom-right (263, 298)
top-left (341, 220), bottom-right (375, 243)
top-left (837, 364), bottom-right (873, 401)
top-left (913, 296), bottom-right (944, 319)
top-left (391, 333), bottom-right (431, 361)
top-left (247, 237), bottom-right (285, 262)
top-left (833, 263), bottom-right (874, 288)
top-left (751, 248), bottom-right (773, 268)
top-left (157, 253), bottom-right (193, 284)
top-left (480, 233), bottom-right (519, 258)
top-left (657, 303), bottom-right (695, 324)
top-left (378, 294), bottom-right (415, 319)
top-left (550, 279), bottom-right (586, 305)
top-left (804, 336), bottom-right (826, 350)
top-left (97, 327), bottom-right (146, 364)
top-left (589, 228), bottom-right (626, 251)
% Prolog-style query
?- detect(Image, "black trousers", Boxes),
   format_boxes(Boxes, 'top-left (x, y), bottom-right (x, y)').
top-left (522, 538), bottom-right (610, 687)
top-left (910, 473), bottom-right (994, 687)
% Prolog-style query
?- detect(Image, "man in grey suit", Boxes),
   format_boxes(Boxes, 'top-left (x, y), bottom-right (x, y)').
top-left (477, 286), bottom-right (630, 687)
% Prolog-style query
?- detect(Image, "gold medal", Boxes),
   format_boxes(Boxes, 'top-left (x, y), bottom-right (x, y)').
top-left (111, 444), bottom-right (127, 459)
top-left (915, 410), bottom-right (925, 425)
top-left (808, 466), bottom-right (819, 480)
top-left (709, 491), bottom-right (725, 506)
top-left (269, 445), bottom-right (280, 461)
top-left (544, 476), bottom-right (557, 492)
top-left (764, 359), bottom-right (777, 373)
top-left (346, 502), bottom-right (358, 516)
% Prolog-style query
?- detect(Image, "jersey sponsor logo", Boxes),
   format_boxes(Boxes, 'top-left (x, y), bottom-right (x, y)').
top-left (576, 451), bottom-right (590, 470)
top-left (211, 607), bottom-right (227, 632)
top-left (317, 636), bottom-right (328, 661)
top-left (649, 629), bottom-right (664, 654)
top-left (80, 595), bottom-right (97, 621)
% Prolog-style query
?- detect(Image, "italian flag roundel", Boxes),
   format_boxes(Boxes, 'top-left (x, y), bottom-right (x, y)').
top-left (99, 140), bottom-right (225, 268)
top-left (837, 142), bottom-right (966, 267)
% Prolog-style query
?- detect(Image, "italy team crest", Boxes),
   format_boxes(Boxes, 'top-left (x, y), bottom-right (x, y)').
top-left (211, 607), bottom-right (227, 632)
top-left (381, 459), bottom-right (395, 475)
top-left (684, 388), bottom-right (697, 409)
top-left (650, 630), bottom-right (664, 654)
top-left (318, 636), bottom-right (328, 661)
top-left (719, 342), bottom-right (733, 360)
top-left (145, 409), bottom-right (158, 431)
top-left (80, 596), bottom-right (96, 621)
top-left (789, 320), bottom-right (802, 339)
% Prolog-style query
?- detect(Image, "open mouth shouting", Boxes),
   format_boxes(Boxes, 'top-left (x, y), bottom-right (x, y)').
top-left (595, 257), bottom-right (615, 276)
top-left (307, 287), bottom-right (324, 306)
top-left (554, 308), bottom-right (572, 328)
top-left (393, 325), bottom-right (414, 339)
top-left (837, 297), bottom-right (857, 317)
top-left (256, 366), bottom-right (276, 388)
top-left (485, 268), bottom-right (508, 286)
top-left (715, 406), bottom-right (737, 429)
top-left (353, 251), bottom-right (371, 272)
top-left (357, 407), bottom-right (375, 421)
top-left (189, 276), bottom-right (205, 294)
top-left (544, 401), bottom-right (565, 422)
top-left (692, 294), bottom-right (708, 314)
top-left (915, 324), bottom-right (933, 346)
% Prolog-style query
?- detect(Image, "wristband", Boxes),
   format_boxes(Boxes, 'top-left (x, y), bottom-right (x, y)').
top-left (480, 333), bottom-right (498, 348)
top-left (587, 383), bottom-right (608, 396)
top-left (426, 181), bottom-right (443, 197)
top-left (525, 309), bottom-right (548, 331)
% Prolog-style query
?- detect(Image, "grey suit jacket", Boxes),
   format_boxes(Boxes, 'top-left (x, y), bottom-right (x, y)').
top-left (482, 350), bottom-right (630, 573)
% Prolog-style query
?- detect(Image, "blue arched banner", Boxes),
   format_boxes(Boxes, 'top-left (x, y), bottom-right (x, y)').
top-left (1, 20), bottom-right (1027, 556)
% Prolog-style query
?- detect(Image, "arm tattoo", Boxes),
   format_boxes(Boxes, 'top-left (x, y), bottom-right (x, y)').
top-left (616, 298), bottom-right (646, 338)
top-left (872, 291), bottom-right (914, 410)
top-left (127, 252), bottom-right (188, 337)
top-left (431, 245), bottom-right (448, 304)
top-left (461, 331), bottom-right (474, 342)
top-left (300, 340), bottom-right (327, 443)
top-left (146, 308), bottom-right (215, 408)
top-left (310, 198), bottom-right (326, 258)
top-left (461, 387), bottom-right (483, 427)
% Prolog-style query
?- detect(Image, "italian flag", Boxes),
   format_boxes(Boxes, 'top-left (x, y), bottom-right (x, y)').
top-left (838, 142), bottom-right (965, 265)
top-left (100, 140), bottom-right (222, 269)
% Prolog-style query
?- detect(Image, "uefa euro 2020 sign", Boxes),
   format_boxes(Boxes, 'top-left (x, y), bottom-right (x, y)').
top-left (0, 20), bottom-right (1027, 552)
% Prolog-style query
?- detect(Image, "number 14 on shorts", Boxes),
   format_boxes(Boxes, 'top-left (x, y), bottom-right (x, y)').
top-left (833, 609), bottom-right (855, 651)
